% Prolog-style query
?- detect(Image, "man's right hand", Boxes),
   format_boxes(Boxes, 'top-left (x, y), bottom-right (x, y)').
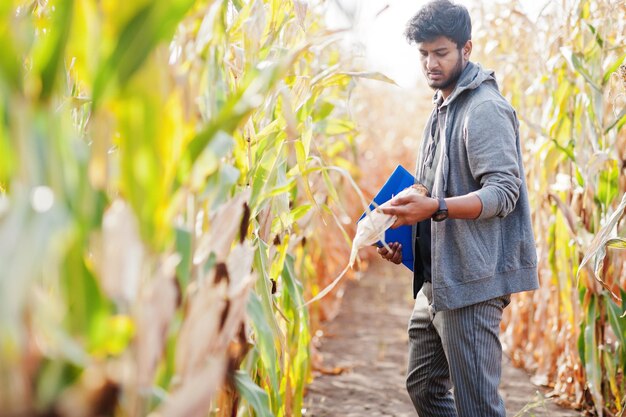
top-left (378, 242), bottom-right (402, 264)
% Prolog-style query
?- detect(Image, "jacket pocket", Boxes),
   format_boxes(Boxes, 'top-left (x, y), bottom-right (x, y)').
top-left (462, 219), bottom-right (500, 279)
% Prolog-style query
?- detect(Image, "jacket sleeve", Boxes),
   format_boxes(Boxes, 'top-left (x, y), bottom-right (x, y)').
top-left (464, 100), bottom-right (522, 219)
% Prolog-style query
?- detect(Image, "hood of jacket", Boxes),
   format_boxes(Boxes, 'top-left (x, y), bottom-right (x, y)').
top-left (434, 61), bottom-right (498, 107)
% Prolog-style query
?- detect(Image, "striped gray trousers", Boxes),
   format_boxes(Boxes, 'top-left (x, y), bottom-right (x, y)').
top-left (406, 283), bottom-right (510, 417)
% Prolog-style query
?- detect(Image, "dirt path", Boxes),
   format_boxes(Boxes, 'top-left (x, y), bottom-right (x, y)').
top-left (303, 258), bottom-right (583, 417)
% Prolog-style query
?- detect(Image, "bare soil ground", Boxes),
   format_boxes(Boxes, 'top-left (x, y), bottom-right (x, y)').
top-left (303, 258), bottom-right (583, 417)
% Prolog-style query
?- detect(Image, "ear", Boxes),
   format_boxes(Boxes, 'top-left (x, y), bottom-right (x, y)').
top-left (462, 40), bottom-right (472, 60)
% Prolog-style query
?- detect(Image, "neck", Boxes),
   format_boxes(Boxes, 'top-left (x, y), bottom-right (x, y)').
top-left (441, 86), bottom-right (454, 100)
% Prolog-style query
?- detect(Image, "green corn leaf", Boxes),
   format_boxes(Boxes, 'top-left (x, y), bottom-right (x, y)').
top-left (560, 47), bottom-right (602, 92)
top-left (312, 101), bottom-right (335, 122)
top-left (602, 349), bottom-right (620, 412)
top-left (35, 0), bottom-right (73, 101)
top-left (92, 0), bottom-right (197, 105)
top-left (234, 370), bottom-right (273, 417)
top-left (290, 203), bottom-right (312, 222)
top-left (0, 98), bottom-right (15, 185)
top-left (258, 178), bottom-right (297, 202)
top-left (294, 139), bottom-right (317, 209)
top-left (246, 292), bottom-right (280, 410)
top-left (186, 96), bottom-right (249, 167)
top-left (186, 53), bottom-right (299, 166)
top-left (255, 119), bottom-right (285, 145)
top-left (604, 108), bottom-right (626, 134)
top-left (585, 22), bottom-right (604, 49)
top-left (314, 118), bottom-right (356, 136)
top-left (280, 254), bottom-right (306, 315)
top-left (596, 159), bottom-right (619, 208)
top-left (249, 141), bottom-right (283, 214)
top-left (606, 295), bottom-right (626, 363)
top-left (0, 9), bottom-right (22, 92)
top-left (253, 239), bottom-right (285, 350)
top-left (203, 164), bottom-right (241, 211)
top-left (35, 360), bottom-right (82, 410)
top-left (175, 227), bottom-right (192, 289)
top-left (602, 53), bottom-right (626, 85)
top-left (279, 255), bottom-right (309, 414)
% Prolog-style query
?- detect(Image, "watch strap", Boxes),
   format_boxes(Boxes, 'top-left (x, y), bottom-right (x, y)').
top-left (432, 197), bottom-right (448, 222)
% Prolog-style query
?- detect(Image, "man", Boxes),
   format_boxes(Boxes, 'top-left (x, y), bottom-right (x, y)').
top-left (378, 1), bottom-right (539, 416)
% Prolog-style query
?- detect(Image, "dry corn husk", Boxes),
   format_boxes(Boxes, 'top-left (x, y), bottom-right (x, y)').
top-left (350, 183), bottom-right (428, 267)
top-left (303, 184), bottom-right (427, 307)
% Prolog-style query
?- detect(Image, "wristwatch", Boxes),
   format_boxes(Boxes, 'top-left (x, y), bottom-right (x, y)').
top-left (432, 197), bottom-right (448, 222)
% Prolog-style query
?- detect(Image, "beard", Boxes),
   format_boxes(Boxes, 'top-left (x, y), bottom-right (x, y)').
top-left (427, 49), bottom-right (464, 91)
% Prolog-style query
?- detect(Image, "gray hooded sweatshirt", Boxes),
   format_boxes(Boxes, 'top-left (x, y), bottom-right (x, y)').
top-left (412, 62), bottom-right (539, 311)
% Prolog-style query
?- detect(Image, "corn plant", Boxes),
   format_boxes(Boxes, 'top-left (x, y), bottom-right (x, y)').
top-left (0, 0), bottom-right (386, 415)
top-left (471, 1), bottom-right (626, 415)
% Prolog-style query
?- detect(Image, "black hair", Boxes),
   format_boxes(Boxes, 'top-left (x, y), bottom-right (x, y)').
top-left (404, 0), bottom-right (471, 48)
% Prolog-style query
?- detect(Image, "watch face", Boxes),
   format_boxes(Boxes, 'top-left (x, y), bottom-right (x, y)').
top-left (433, 210), bottom-right (448, 222)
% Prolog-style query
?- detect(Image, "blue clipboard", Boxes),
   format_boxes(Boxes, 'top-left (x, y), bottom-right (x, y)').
top-left (358, 165), bottom-right (415, 271)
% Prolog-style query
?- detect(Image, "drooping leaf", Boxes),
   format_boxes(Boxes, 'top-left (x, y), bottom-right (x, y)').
top-left (577, 192), bottom-right (626, 300)
top-left (234, 370), bottom-right (273, 417)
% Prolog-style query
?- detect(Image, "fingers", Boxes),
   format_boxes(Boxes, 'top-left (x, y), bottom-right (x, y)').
top-left (380, 206), bottom-right (398, 216)
top-left (390, 247), bottom-right (402, 264)
top-left (377, 242), bottom-right (402, 264)
top-left (389, 218), bottom-right (402, 229)
top-left (391, 195), bottom-right (412, 206)
top-left (379, 207), bottom-right (406, 229)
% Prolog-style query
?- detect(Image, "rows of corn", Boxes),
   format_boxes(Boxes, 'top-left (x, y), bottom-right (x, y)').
top-left (2, 0), bottom-right (626, 416)
top-left (472, 1), bottom-right (626, 415)
top-left (0, 0), bottom-right (378, 415)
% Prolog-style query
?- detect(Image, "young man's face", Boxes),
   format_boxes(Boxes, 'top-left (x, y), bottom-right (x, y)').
top-left (417, 36), bottom-right (471, 97)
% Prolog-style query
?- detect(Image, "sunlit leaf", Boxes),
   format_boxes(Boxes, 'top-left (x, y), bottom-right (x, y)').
top-left (92, 0), bottom-right (197, 105)
top-left (595, 160), bottom-right (619, 207)
top-left (341, 71), bottom-right (398, 85)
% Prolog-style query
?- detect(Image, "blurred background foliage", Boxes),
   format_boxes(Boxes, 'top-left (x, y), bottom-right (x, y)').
top-left (1, 0), bottom-right (625, 416)
top-left (0, 0), bottom-right (379, 415)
